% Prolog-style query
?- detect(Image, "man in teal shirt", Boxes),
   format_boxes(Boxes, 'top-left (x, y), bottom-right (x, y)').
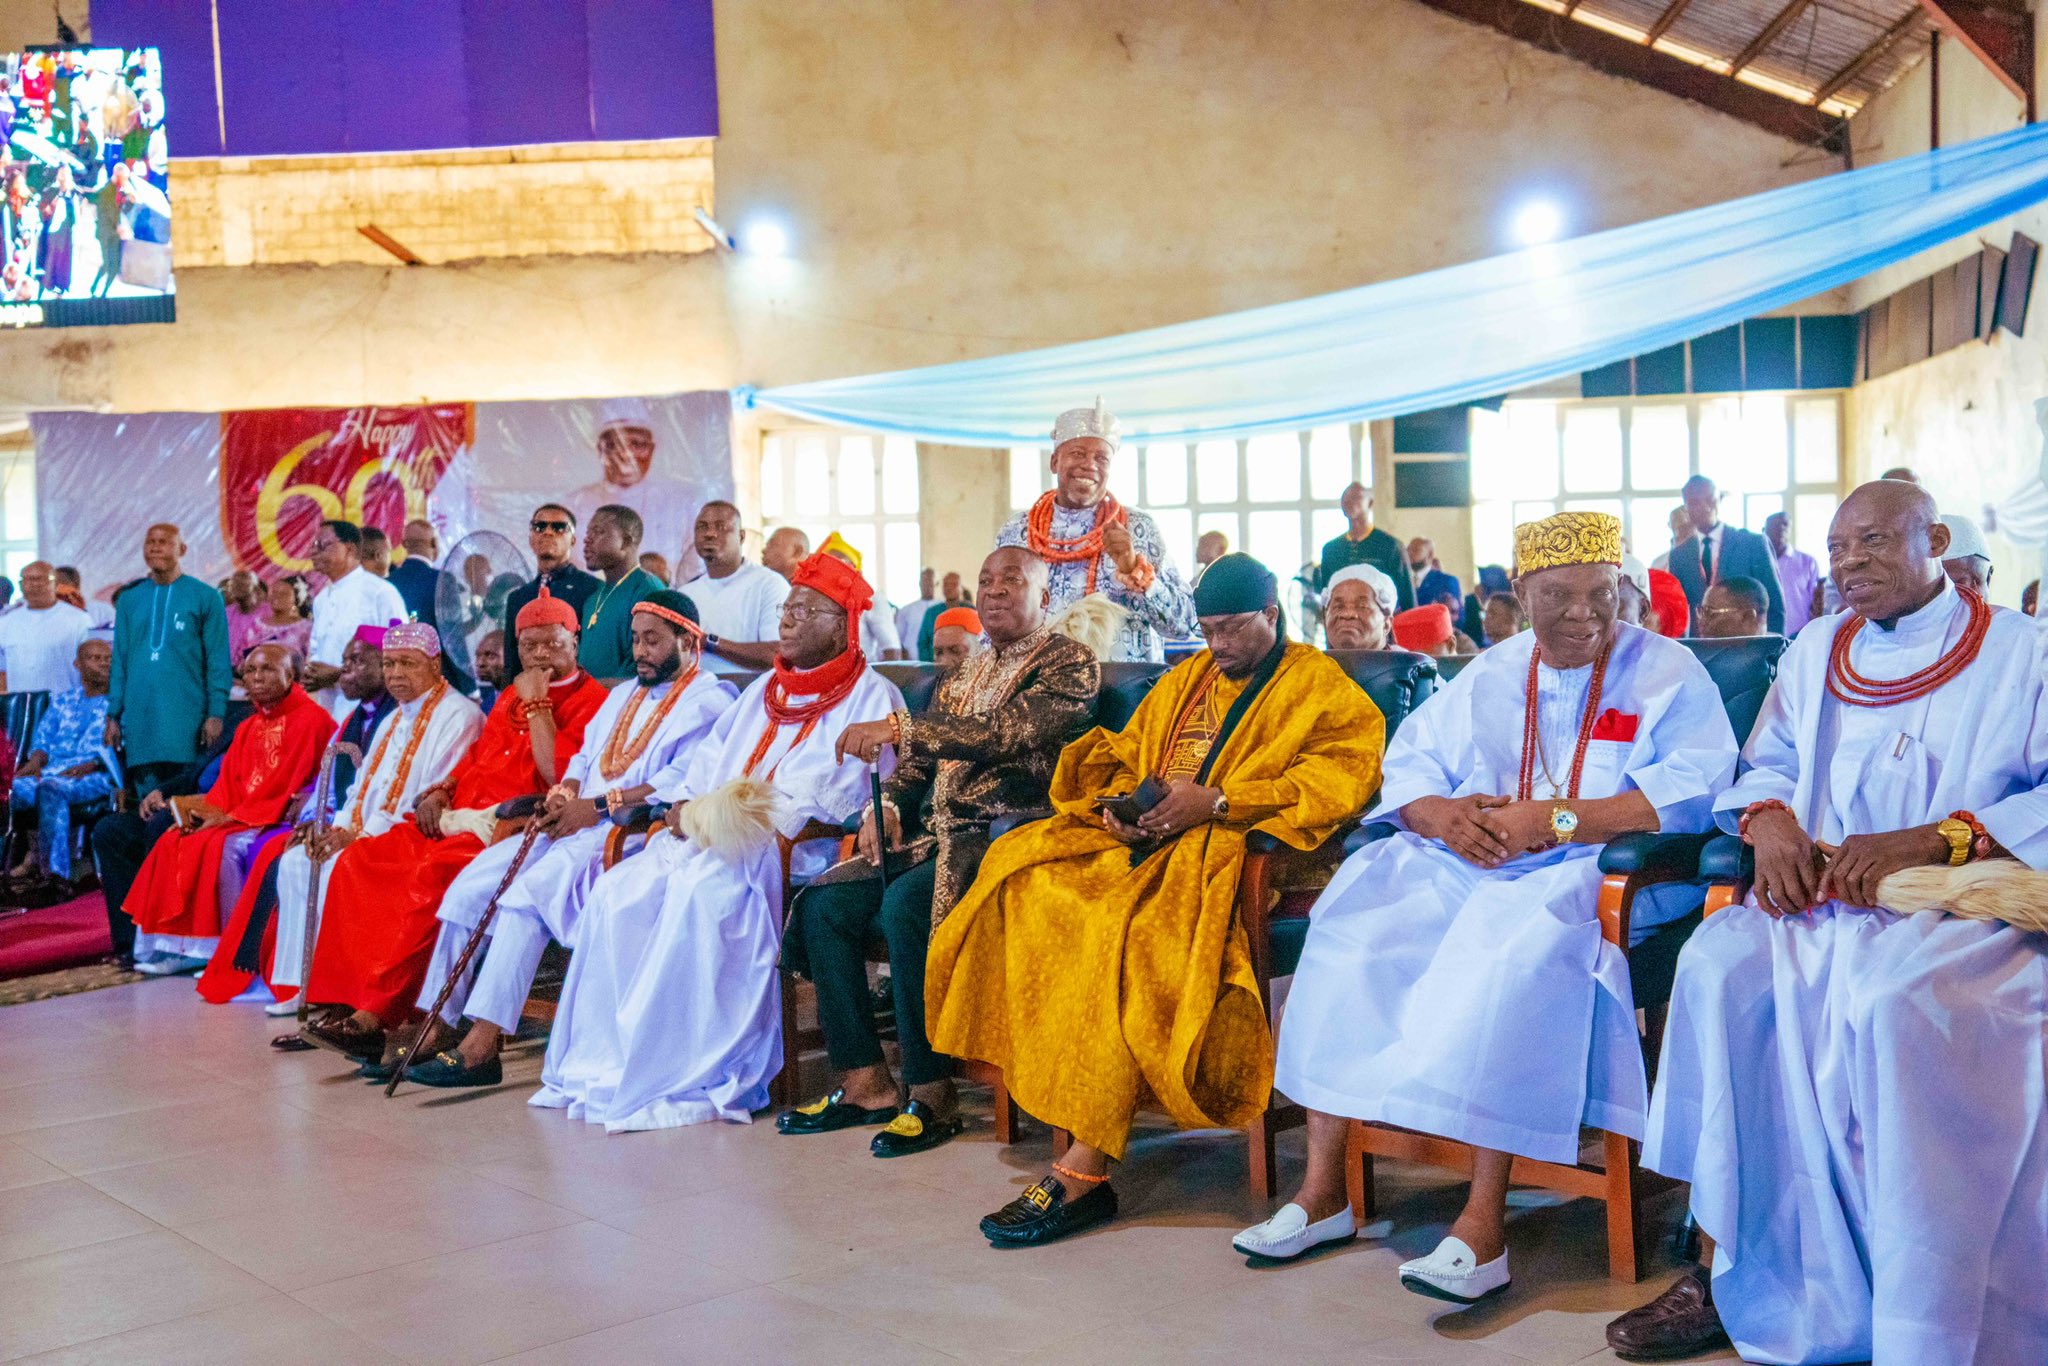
top-left (577, 504), bottom-right (665, 684)
top-left (105, 523), bottom-right (232, 795)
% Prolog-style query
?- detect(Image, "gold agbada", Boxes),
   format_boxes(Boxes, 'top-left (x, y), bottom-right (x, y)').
top-left (925, 641), bottom-right (1385, 1158)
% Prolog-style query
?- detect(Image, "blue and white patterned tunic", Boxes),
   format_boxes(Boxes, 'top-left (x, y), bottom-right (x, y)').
top-left (996, 502), bottom-right (1198, 663)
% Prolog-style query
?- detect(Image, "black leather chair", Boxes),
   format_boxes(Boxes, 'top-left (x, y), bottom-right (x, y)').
top-left (1333, 631), bottom-right (1789, 1281)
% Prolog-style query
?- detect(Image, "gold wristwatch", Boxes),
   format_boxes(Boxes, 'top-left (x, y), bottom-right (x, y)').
top-left (1935, 816), bottom-right (1974, 866)
top-left (1550, 802), bottom-right (1580, 844)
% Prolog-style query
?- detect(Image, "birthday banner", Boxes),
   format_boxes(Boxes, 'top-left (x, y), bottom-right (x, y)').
top-left (30, 392), bottom-right (731, 597)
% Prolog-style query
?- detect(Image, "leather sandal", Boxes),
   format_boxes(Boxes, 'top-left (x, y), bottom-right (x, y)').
top-left (870, 1099), bottom-right (964, 1158)
top-left (775, 1087), bottom-right (899, 1134)
top-left (979, 1173), bottom-right (1117, 1247)
top-left (1605, 1265), bottom-right (1730, 1362)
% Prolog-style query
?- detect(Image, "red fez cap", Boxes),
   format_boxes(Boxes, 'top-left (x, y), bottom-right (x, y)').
top-left (1647, 568), bottom-right (1689, 638)
top-left (1391, 603), bottom-right (1454, 652)
top-left (934, 607), bottom-right (982, 636)
top-left (516, 585), bottom-right (581, 635)
top-left (791, 552), bottom-right (874, 646)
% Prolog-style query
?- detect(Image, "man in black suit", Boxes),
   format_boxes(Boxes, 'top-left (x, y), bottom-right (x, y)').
top-left (1667, 475), bottom-right (1784, 634)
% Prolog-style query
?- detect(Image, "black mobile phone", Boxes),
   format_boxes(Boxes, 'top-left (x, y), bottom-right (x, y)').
top-left (1096, 774), bottom-right (1170, 825)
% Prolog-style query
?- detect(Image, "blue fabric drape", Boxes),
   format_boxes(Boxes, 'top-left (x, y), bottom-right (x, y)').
top-left (744, 123), bottom-right (2048, 445)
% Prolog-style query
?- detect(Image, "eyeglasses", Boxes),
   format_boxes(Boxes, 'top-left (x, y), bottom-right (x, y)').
top-left (780, 602), bottom-right (845, 624)
top-left (1197, 611), bottom-right (1271, 642)
top-left (530, 519), bottom-right (572, 534)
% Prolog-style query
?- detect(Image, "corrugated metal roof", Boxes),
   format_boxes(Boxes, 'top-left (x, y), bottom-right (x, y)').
top-left (1547, 0), bottom-right (1930, 112)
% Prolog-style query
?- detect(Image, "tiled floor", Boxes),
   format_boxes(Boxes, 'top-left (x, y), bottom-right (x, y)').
top-left (0, 980), bottom-right (1739, 1364)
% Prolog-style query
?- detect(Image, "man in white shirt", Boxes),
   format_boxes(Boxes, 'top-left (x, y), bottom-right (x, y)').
top-left (54, 567), bottom-right (114, 628)
top-left (304, 521), bottom-right (407, 721)
top-left (0, 561), bottom-right (91, 694)
top-left (681, 500), bottom-right (789, 673)
top-left (895, 567), bottom-right (942, 658)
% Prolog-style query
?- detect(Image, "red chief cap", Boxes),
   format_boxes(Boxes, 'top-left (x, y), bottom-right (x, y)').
top-left (791, 551), bottom-right (874, 645)
top-left (1391, 603), bottom-right (1454, 652)
top-left (933, 607), bottom-right (982, 635)
top-left (515, 585), bottom-right (581, 635)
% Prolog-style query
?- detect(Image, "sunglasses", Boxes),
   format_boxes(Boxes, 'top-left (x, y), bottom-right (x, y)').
top-left (530, 519), bottom-right (572, 534)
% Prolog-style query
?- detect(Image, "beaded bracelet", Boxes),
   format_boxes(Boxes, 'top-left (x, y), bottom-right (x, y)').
top-left (1737, 798), bottom-right (1790, 843)
top-left (1117, 556), bottom-right (1156, 594)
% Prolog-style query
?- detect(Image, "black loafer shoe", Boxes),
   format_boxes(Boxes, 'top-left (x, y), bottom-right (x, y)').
top-left (1605, 1265), bottom-right (1730, 1362)
top-left (404, 1050), bottom-right (504, 1089)
top-left (871, 1100), bottom-right (964, 1158)
top-left (980, 1176), bottom-right (1117, 1247)
top-left (776, 1088), bottom-right (898, 1134)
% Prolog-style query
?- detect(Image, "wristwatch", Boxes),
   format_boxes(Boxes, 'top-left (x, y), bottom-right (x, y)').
top-left (1935, 816), bottom-right (1974, 866)
top-left (703, 632), bottom-right (721, 654)
top-left (1550, 802), bottom-right (1580, 844)
top-left (1211, 791), bottom-right (1230, 820)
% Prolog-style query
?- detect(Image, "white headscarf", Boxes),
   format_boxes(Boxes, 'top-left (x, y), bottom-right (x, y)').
top-left (1326, 563), bottom-right (1397, 618)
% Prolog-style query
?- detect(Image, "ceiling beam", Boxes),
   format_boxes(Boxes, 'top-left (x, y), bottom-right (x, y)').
top-left (1728, 0), bottom-right (1820, 75)
top-left (1810, 8), bottom-right (1921, 106)
top-left (1644, 0), bottom-right (1698, 45)
top-left (1917, 0), bottom-right (2033, 116)
top-left (1410, 0), bottom-right (1844, 145)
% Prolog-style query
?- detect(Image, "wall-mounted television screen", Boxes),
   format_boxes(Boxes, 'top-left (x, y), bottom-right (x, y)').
top-left (2, 46), bottom-right (174, 329)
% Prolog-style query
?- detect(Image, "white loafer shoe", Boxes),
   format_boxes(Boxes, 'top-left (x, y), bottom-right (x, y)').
top-left (1232, 1202), bottom-right (1357, 1260)
top-left (263, 994), bottom-right (301, 1017)
top-left (1398, 1236), bottom-right (1510, 1303)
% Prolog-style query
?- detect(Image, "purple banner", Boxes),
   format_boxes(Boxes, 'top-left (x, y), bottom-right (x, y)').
top-left (91, 0), bottom-right (717, 156)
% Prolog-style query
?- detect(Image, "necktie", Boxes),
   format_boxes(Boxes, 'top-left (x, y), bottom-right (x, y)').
top-left (1700, 533), bottom-right (1714, 585)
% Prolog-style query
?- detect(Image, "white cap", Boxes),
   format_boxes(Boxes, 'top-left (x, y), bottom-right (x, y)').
top-left (1939, 512), bottom-right (1990, 563)
top-left (1327, 563), bottom-right (1398, 618)
top-left (598, 397), bottom-right (654, 432)
top-left (1051, 398), bottom-right (1120, 451)
top-left (1619, 553), bottom-right (1650, 598)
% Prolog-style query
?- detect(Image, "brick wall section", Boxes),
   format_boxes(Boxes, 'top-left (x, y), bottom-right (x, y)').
top-left (172, 139), bottom-right (718, 267)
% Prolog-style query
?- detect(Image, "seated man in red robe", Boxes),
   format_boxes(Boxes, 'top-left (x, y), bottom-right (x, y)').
top-left (300, 593), bottom-right (607, 1068)
top-left (122, 644), bottom-right (335, 975)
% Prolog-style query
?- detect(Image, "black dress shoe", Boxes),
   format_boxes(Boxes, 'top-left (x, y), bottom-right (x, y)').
top-left (404, 1050), bottom-right (503, 1088)
top-left (301, 1018), bottom-right (386, 1062)
top-left (871, 1100), bottom-right (964, 1158)
top-left (980, 1176), bottom-right (1117, 1247)
top-left (775, 1088), bottom-right (899, 1134)
top-left (1605, 1265), bottom-right (1730, 1361)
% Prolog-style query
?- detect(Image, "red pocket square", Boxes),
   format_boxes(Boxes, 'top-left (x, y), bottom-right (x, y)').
top-left (1590, 710), bottom-right (1639, 743)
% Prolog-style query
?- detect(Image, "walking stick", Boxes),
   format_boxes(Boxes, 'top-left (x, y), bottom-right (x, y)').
top-left (295, 738), bottom-right (361, 1026)
top-left (385, 820), bottom-right (546, 1097)
top-left (869, 765), bottom-right (890, 891)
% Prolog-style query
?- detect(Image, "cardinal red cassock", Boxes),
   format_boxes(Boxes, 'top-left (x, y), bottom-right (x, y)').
top-left (125, 685), bottom-right (335, 948)
top-left (304, 672), bottom-right (607, 1023)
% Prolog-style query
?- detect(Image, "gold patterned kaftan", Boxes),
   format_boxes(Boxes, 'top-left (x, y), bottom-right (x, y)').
top-left (925, 641), bottom-right (1384, 1158)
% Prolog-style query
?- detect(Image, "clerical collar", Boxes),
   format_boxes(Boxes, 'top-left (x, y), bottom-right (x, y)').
top-left (1870, 578), bottom-right (1958, 637)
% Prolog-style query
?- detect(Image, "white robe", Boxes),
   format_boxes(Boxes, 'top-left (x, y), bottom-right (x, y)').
top-left (1646, 584), bottom-right (2048, 1366)
top-left (1275, 624), bottom-right (1736, 1163)
top-left (415, 669), bottom-right (737, 1031)
top-left (271, 686), bottom-right (482, 991)
top-left (532, 664), bottom-right (903, 1132)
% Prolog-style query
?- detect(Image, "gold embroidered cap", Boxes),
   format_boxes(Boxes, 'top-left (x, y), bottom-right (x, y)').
top-left (1514, 511), bottom-right (1624, 578)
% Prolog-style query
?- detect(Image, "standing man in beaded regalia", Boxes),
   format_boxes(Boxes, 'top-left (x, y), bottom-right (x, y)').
top-left (996, 401), bottom-right (1198, 662)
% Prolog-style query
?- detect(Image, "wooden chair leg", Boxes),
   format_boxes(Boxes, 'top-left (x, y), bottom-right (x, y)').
top-left (1345, 1121), bottom-right (1376, 1222)
top-left (1602, 1129), bottom-right (1641, 1283)
top-left (1247, 1110), bottom-right (1278, 1201)
top-left (773, 972), bottom-right (801, 1108)
top-left (990, 1073), bottom-right (1018, 1145)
